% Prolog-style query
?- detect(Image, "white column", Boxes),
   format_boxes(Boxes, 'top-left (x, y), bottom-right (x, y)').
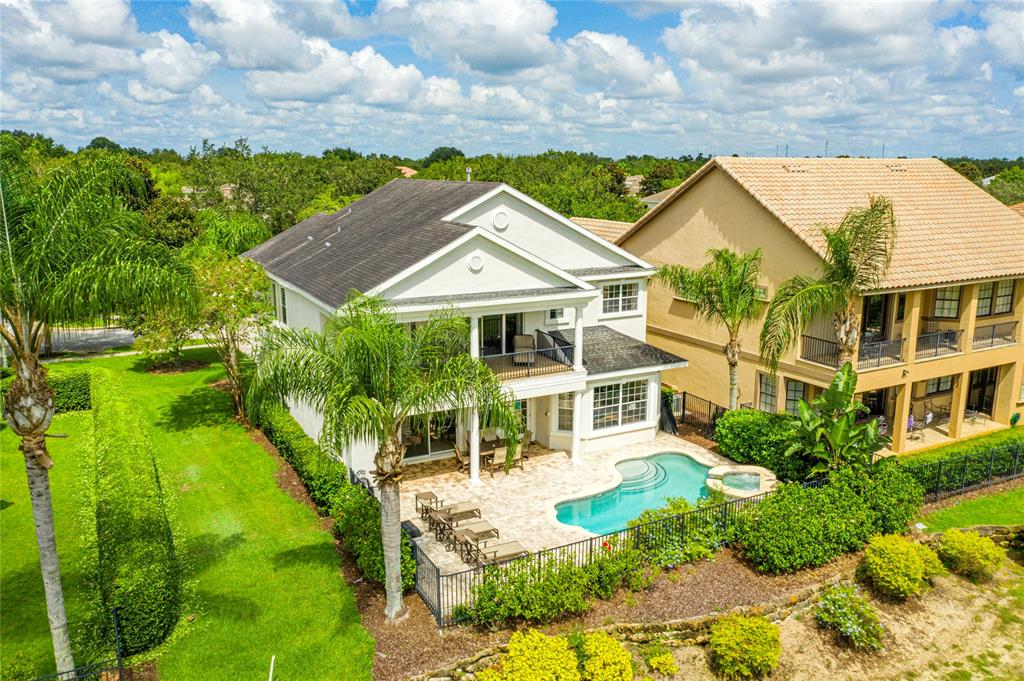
top-left (573, 305), bottom-right (585, 371)
top-left (469, 315), bottom-right (481, 483)
top-left (570, 389), bottom-right (583, 464)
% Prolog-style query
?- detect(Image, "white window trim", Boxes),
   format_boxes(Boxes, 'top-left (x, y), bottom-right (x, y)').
top-left (591, 378), bottom-right (649, 432)
top-left (555, 392), bottom-right (574, 432)
top-left (599, 280), bottom-right (641, 319)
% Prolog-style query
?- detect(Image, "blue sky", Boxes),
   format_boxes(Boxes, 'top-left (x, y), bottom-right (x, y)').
top-left (1, 0), bottom-right (1022, 159)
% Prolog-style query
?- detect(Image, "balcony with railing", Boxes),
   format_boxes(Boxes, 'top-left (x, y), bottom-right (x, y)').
top-left (800, 335), bottom-right (841, 368)
top-left (857, 337), bottom-right (905, 369)
top-left (481, 329), bottom-right (576, 381)
top-left (915, 329), bottom-right (963, 360)
top-left (972, 321), bottom-right (1018, 350)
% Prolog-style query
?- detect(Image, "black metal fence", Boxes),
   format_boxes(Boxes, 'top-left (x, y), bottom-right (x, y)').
top-left (31, 610), bottom-right (124, 681)
top-left (670, 391), bottom-right (727, 439)
top-left (902, 441), bottom-right (1023, 501)
top-left (800, 334), bottom-right (840, 367)
top-left (915, 329), bottom-right (962, 359)
top-left (857, 338), bottom-right (905, 368)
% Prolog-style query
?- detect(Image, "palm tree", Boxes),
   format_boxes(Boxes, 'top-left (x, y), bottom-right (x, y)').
top-left (1, 141), bottom-right (194, 673)
top-left (759, 196), bottom-right (897, 371)
top-left (656, 248), bottom-right (764, 410)
top-left (249, 295), bottom-right (519, 621)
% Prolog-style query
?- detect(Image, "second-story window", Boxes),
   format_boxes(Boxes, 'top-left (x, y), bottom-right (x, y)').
top-left (993, 280), bottom-right (1014, 315)
top-left (548, 308), bottom-right (565, 322)
top-left (932, 286), bottom-right (960, 319)
top-left (602, 282), bottom-right (639, 314)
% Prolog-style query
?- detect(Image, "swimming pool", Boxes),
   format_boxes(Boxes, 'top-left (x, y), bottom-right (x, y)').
top-left (555, 452), bottom-right (711, 535)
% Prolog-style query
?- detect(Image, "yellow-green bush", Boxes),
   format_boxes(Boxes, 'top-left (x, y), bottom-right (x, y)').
top-left (581, 632), bottom-right (632, 681)
top-left (647, 652), bottom-right (677, 677)
top-left (859, 535), bottom-right (943, 600)
top-left (502, 629), bottom-right (582, 681)
top-left (708, 614), bottom-right (780, 679)
top-left (937, 529), bottom-right (1006, 580)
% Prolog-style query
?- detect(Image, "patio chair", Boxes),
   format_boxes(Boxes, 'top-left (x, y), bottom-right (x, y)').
top-left (478, 540), bottom-right (530, 566)
top-left (522, 429), bottom-right (534, 459)
top-left (490, 444), bottom-right (524, 476)
top-left (512, 334), bottom-right (535, 366)
top-left (428, 502), bottom-right (481, 529)
top-left (415, 491), bottom-right (441, 518)
top-left (454, 444), bottom-right (469, 473)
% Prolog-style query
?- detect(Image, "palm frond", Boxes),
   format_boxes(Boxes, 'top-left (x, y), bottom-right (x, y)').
top-left (759, 275), bottom-right (843, 372)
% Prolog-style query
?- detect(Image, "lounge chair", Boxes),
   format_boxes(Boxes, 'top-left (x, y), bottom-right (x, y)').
top-left (512, 334), bottom-right (535, 366)
top-left (478, 540), bottom-right (530, 566)
top-left (490, 444), bottom-right (524, 476)
top-left (428, 502), bottom-right (481, 529)
top-left (415, 491), bottom-right (440, 518)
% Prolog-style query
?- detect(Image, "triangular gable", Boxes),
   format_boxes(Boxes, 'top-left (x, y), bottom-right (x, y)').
top-left (372, 228), bottom-right (593, 302)
top-left (442, 185), bottom-right (651, 271)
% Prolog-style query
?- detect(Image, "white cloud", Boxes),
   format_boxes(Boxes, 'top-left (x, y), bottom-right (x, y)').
top-left (141, 31), bottom-right (220, 92)
top-left (187, 0), bottom-right (313, 70)
top-left (980, 4), bottom-right (1024, 73)
top-left (565, 31), bottom-right (682, 98)
top-left (42, 0), bottom-right (144, 47)
top-left (126, 80), bottom-right (182, 104)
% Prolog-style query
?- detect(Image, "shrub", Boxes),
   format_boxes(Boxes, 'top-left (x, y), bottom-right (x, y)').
top-left (583, 544), bottom-right (644, 599)
top-left (628, 496), bottom-right (724, 567)
top-left (899, 430), bottom-right (1024, 496)
top-left (258, 404), bottom-right (347, 510)
top-left (814, 585), bottom-right (884, 651)
top-left (461, 557), bottom-right (590, 628)
top-left (861, 463), bottom-right (923, 535)
top-left (937, 529), bottom-right (1006, 580)
top-left (503, 629), bottom-right (582, 681)
top-left (708, 614), bottom-right (780, 679)
top-left (714, 409), bottom-right (803, 479)
top-left (639, 642), bottom-right (678, 676)
top-left (329, 484), bottom-right (415, 591)
top-left (1, 651), bottom-right (36, 681)
top-left (1, 369), bottom-right (91, 414)
top-left (859, 535), bottom-right (943, 600)
top-left (87, 370), bottom-right (180, 654)
top-left (580, 632), bottom-right (632, 681)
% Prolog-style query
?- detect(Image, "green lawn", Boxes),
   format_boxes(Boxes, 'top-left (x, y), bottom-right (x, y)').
top-left (1, 349), bottom-right (374, 679)
top-left (918, 485), bottom-right (1024, 531)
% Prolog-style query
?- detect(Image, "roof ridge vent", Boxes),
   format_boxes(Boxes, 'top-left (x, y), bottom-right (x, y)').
top-left (886, 163), bottom-right (908, 172)
top-left (782, 163), bottom-right (810, 173)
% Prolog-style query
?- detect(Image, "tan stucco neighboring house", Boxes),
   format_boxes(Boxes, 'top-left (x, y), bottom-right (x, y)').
top-left (570, 216), bottom-right (634, 244)
top-left (619, 156), bottom-right (1024, 454)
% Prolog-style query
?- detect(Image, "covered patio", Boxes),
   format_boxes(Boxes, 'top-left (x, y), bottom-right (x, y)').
top-left (398, 433), bottom-right (729, 575)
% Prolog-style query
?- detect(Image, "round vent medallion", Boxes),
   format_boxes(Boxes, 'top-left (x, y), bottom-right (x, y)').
top-left (492, 211), bottom-right (510, 230)
top-left (467, 254), bottom-right (485, 273)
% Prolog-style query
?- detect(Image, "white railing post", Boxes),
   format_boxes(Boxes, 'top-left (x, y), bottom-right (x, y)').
top-left (573, 305), bottom-right (584, 371)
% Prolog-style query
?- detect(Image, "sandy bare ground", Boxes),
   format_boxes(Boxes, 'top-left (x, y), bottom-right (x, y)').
top-left (656, 561), bottom-right (1024, 681)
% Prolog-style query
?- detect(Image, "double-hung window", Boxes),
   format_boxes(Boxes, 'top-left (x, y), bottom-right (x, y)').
top-left (932, 286), bottom-right (960, 319)
top-left (548, 308), bottom-right (565, 322)
top-left (758, 373), bottom-right (777, 413)
top-left (992, 280), bottom-right (1014, 315)
top-left (592, 379), bottom-right (648, 430)
top-left (557, 392), bottom-right (574, 431)
top-left (784, 380), bottom-right (808, 416)
top-left (926, 376), bottom-right (953, 394)
top-left (601, 282), bottom-right (639, 314)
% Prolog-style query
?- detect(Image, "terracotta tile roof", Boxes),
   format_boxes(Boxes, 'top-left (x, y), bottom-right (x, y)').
top-left (1011, 202), bottom-right (1024, 219)
top-left (622, 157), bottom-right (1024, 290)
top-left (570, 216), bottom-right (634, 243)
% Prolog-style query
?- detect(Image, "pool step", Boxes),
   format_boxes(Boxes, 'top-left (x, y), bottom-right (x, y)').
top-left (618, 459), bottom-right (668, 494)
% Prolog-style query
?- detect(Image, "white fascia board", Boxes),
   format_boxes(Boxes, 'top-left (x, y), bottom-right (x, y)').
top-left (262, 271), bottom-right (336, 315)
top-left (443, 184), bottom-right (653, 270)
top-left (585, 361), bottom-right (689, 384)
top-left (502, 369), bottom-right (588, 398)
top-left (390, 289), bottom-right (598, 319)
top-left (367, 226), bottom-right (595, 297)
top-left (578, 269), bottom-right (656, 282)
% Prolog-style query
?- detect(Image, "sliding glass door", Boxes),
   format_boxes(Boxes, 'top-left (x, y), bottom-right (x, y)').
top-left (478, 313), bottom-right (525, 356)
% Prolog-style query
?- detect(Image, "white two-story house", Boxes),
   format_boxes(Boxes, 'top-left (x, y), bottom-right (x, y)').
top-left (244, 179), bottom-right (686, 482)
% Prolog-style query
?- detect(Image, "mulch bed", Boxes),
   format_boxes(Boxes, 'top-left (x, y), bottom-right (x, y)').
top-left (675, 424), bottom-right (719, 452)
top-left (144, 359), bottom-right (209, 375)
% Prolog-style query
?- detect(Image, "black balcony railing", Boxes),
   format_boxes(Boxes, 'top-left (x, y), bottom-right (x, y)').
top-left (482, 331), bottom-right (574, 380)
top-left (857, 337), bottom-right (905, 369)
top-left (915, 329), bottom-right (962, 359)
top-left (972, 321), bottom-right (1018, 350)
top-left (800, 334), bottom-right (841, 367)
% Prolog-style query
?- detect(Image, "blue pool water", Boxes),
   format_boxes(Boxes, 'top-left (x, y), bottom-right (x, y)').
top-left (555, 453), bottom-right (711, 535)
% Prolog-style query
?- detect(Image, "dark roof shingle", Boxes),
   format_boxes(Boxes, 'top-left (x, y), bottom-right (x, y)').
top-left (243, 179), bottom-right (500, 308)
top-left (552, 325), bottom-right (686, 376)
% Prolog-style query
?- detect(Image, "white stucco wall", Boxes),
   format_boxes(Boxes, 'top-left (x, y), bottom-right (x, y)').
top-left (581, 278), bottom-right (648, 340)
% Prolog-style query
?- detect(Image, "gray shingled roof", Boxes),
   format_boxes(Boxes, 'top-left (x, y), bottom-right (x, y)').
top-left (393, 286), bottom-right (583, 306)
top-left (567, 265), bottom-right (648, 277)
top-left (551, 325), bottom-right (687, 376)
top-left (243, 179), bottom-right (501, 309)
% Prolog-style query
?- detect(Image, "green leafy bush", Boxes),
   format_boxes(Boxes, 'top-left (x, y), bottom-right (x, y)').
top-left (859, 535), bottom-right (943, 600)
top-left (714, 409), bottom-right (803, 479)
top-left (860, 463), bottom-right (923, 535)
top-left (502, 629), bottom-right (582, 681)
top-left (581, 632), bottom-right (633, 681)
top-left (583, 544), bottom-right (644, 599)
top-left (814, 585), bottom-right (884, 651)
top-left (901, 430), bottom-right (1024, 497)
top-left (708, 614), bottom-right (781, 679)
top-left (937, 529), bottom-right (1006, 580)
top-left (899, 428), bottom-right (1024, 465)
top-left (258, 404), bottom-right (347, 510)
top-left (87, 370), bottom-right (181, 654)
top-left (639, 642), bottom-right (678, 676)
top-left (459, 557), bottom-right (590, 628)
top-left (329, 484), bottom-right (415, 591)
top-left (1, 651), bottom-right (36, 681)
top-left (1, 369), bottom-right (91, 414)
top-left (628, 496), bottom-right (724, 567)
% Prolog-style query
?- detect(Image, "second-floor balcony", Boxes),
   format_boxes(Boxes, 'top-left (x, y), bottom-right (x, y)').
top-left (915, 329), bottom-right (962, 360)
top-left (481, 329), bottom-right (575, 381)
top-left (800, 335), bottom-right (905, 370)
top-left (972, 321), bottom-right (1018, 350)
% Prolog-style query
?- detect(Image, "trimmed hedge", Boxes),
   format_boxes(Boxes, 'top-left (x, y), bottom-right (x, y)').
top-left (257, 404), bottom-right (347, 510)
top-left (714, 409), bottom-right (806, 480)
top-left (88, 370), bottom-right (181, 655)
top-left (734, 467), bottom-right (923, 574)
top-left (330, 484), bottom-right (417, 591)
top-left (859, 534), bottom-right (943, 600)
top-left (1, 369), bottom-right (91, 414)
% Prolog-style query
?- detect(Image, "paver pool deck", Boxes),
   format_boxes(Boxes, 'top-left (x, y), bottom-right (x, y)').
top-left (398, 433), bottom-right (730, 574)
